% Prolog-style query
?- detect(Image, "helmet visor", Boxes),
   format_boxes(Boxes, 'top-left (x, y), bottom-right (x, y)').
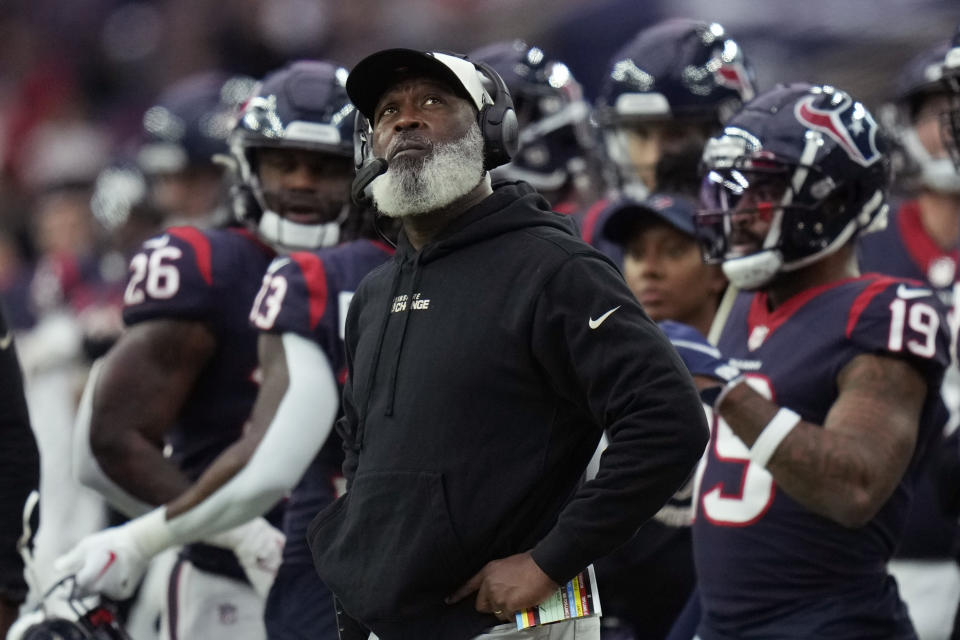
top-left (695, 165), bottom-right (790, 263)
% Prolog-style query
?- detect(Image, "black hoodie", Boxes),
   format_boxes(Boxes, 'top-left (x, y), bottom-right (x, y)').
top-left (308, 182), bottom-right (708, 640)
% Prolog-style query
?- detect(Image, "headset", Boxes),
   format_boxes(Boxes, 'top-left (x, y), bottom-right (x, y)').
top-left (473, 59), bottom-right (520, 171)
top-left (352, 55), bottom-right (519, 176)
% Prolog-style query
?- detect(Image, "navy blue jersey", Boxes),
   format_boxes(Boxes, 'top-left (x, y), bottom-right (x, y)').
top-left (693, 275), bottom-right (950, 639)
top-left (122, 225), bottom-right (276, 480)
top-left (250, 238), bottom-right (393, 565)
top-left (858, 200), bottom-right (960, 560)
top-left (858, 200), bottom-right (960, 304)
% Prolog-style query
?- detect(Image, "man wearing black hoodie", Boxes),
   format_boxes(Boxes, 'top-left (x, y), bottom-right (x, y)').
top-left (307, 49), bottom-right (709, 640)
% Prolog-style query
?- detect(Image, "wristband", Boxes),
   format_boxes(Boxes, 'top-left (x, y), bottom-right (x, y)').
top-left (749, 408), bottom-right (801, 468)
top-left (713, 374), bottom-right (747, 412)
top-left (123, 507), bottom-right (175, 556)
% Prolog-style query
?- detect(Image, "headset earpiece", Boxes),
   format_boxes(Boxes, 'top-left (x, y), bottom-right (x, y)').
top-left (353, 110), bottom-right (372, 172)
top-left (473, 60), bottom-right (519, 171)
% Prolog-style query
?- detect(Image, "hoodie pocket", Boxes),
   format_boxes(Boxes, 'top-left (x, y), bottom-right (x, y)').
top-left (307, 470), bottom-right (470, 624)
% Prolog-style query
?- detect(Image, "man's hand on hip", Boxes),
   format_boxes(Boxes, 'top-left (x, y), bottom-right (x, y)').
top-left (445, 552), bottom-right (559, 622)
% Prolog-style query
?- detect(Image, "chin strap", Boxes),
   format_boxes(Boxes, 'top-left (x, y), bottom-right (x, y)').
top-left (257, 209), bottom-right (342, 251)
top-left (722, 250), bottom-right (784, 290)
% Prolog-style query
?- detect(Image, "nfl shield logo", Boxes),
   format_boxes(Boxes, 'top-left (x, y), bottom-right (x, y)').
top-left (748, 325), bottom-right (769, 351)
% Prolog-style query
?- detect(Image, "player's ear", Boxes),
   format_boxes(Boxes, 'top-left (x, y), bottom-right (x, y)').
top-left (708, 265), bottom-right (728, 296)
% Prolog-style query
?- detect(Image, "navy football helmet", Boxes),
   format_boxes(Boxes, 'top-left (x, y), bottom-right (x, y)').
top-left (227, 60), bottom-right (356, 251)
top-left (468, 40), bottom-right (598, 202)
top-left (695, 83), bottom-right (889, 290)
top-left (13, 613), bottom-right (129, 640)
top-left (137, 72), bottom-right (255, 176)
top-left (595, 19), bottom-right (757, 197)
top-left (880, 41), bottom-right (959, 193)
top-left (943, 24), bottom-right (960, 170)
top-left (90, 163), bottom-right (149, 231)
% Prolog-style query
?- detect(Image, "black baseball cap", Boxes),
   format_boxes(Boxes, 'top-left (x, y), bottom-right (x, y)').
top-left (346, 49), bottom-right (490, 122)
top-left (602, 192), bottom-right (698, 245)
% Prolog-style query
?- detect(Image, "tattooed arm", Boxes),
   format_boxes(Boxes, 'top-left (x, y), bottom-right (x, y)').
top-left (718, 353), bottom-right (926, 528)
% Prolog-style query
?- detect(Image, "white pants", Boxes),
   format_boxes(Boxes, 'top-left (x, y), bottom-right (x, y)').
top-left (889, 559), bottom-right (960, 640)
top-left (24, 364), bottom-right (107, 601)
top-left (160, 557), bottom-right (266, 640)
top-left (473, 617), bottom-right (601, 639)
top-left (368, 616), bottom-right (601, 640)
top-left (125, 549), bottom-right (177, 640)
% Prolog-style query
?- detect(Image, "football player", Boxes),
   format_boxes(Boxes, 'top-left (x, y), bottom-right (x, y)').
top-left (59, 61), bottom-right (367, 640)
top-left (692, 83), bottom-right (951, 637)
top-left (857, 41), bottom-right (960, 639)
top-left (468, 40), bottom-right (601, 212)
top-left (586, 23), bottom-right (747, 632)
top-left (136, 71), bottom-right (254, 228)
top-left (861, 42), bottom-right (960, 299)
top-left (583, 18), bottom-right (757, 265)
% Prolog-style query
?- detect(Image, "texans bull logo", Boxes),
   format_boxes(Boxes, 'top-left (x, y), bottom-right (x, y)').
top-left (714, 61), bottom-right (755, 101)
top-left (794, 94), bottom-right (880, 167)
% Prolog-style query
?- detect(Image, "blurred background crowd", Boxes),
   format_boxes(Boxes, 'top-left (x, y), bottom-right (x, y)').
top-left (0, 0), bottom-right (958, 635)
top-left (0, 0), bottom-right (956, 338)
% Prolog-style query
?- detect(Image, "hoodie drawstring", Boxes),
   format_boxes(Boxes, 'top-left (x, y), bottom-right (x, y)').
top-left (384, 256), bottom-right (424, 416)
top-left (356, 259), bottom-right (404, 450)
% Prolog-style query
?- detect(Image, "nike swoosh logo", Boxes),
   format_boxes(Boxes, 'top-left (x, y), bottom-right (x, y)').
top-left (897, 284), bottom-right (933, 300)
top-left (95, 551), bottom-right (117, 581)
top-left (589, 306), bottom-right (621, 329)
top-left (0, 331), bottom-right (11, 350)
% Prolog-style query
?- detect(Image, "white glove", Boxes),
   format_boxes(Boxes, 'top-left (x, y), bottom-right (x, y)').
top-left (54, 527), bottom-right (150, 599)
top-left (7, 610), bottom-right (48, 640)
top-left (54, 509), bottom-right (172, 599)
top-left (206, 517), bottom-right (285, 598)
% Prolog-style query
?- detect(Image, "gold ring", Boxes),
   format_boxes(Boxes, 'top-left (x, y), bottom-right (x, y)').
top-left (494, 609), bottom-right (503, 615)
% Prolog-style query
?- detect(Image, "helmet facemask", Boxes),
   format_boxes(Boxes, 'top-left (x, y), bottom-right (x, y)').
top-left (225, 61), bottom-right (357, 252)
top-left (244, 145), bottom-right (352, 252)
top-left (601, 116), bottom-right (716, 199)
top-left (696, 156), bottom-right (881, 290)
top-left (943, 79), bottom-right (960, 172)
top-left (942, 40), bottom-right (960, 171)
top-left (883, 92), bottom-right (960, 194)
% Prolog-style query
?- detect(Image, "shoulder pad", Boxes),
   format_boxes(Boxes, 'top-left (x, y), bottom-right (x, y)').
top-left (846, 276), bottom-right (950, 380)
top-left (121, 228), bottom-right (217, 324)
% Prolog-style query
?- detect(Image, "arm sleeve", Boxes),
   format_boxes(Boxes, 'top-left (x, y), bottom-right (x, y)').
top-left (72, 358), bottom-right (154, 517)
top-left (528, 254), bottom-right (710, 583)
top-left (0, 308), bottom-right (39, 601)
top-left (846, 279), bottom-right (951, 384)
top-left (255, 253), bottom-right (339, 354)
top-left (164, 332), bottom-right (339, 542)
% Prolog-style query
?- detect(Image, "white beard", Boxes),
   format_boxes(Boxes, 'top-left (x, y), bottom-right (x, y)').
top-left (371, 122), bottom-right (485, 218)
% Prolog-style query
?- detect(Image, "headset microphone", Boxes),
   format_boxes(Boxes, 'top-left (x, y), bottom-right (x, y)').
top-left (351, 158), bottom-right (388, 207)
